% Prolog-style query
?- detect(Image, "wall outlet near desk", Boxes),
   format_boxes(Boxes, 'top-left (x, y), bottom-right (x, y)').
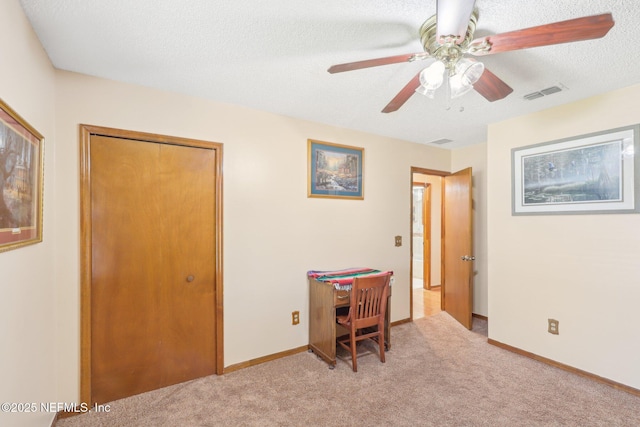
top-left (292, 311), bottom-right (300, 325)
top-left (548, 318), bottom-right (559, 335)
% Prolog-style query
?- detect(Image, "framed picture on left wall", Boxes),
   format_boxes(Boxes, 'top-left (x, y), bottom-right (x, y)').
top-left (0, 98), bottom-right (44, 253)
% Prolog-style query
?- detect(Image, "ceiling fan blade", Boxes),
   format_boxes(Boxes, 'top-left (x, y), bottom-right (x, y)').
top-left (473, 68), bottom-right (513, 102)
top-left (437, 0), bottom-right (476, 44)
top-left (469, 13), bottom-right (614, 56)
top-left (328, 52), bottom-right (429, 73)
top-left (381, 71), bottom-right (422, 113)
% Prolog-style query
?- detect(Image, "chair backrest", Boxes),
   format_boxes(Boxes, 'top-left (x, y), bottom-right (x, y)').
top-left (349, 272), bottom-right (391, 330)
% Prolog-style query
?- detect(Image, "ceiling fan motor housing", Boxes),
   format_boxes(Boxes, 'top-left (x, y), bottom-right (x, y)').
top-left (420, 8), bottom-right (479, 70)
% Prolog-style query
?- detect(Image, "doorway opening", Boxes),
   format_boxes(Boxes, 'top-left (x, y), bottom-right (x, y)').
top-left (410, 166), bottom-right (475, 328)
top-left (411, 169), bottom-right (443, 320)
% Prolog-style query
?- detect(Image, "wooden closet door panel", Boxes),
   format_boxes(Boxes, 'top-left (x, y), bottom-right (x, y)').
top-left (158, 143), bottom-right (217, 385)
top-left (90, 136), bottom-right (163, 403)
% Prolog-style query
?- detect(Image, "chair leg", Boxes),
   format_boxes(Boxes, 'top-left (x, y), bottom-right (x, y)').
top-left (378, 333), bottom-right (386, 363)
top-left (378, 323), bottom-right (386, 363)
top-left (350, 328), bottom-right (358, 372)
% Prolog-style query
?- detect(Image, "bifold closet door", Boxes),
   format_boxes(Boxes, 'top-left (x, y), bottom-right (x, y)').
top-left (90, 136), bottom-right (216, 404)
top-left (157, 142), bottom-right (217, 387)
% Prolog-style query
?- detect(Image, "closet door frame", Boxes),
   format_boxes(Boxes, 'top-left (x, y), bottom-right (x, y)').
top-left (79, 124), bottom-right (224, 405)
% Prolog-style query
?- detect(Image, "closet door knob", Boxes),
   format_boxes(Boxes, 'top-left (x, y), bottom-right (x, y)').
top-left (186, 275), bottom-right (195, 282)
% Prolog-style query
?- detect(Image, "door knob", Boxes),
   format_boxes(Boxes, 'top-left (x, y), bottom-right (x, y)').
top-left (186, 275), bottom-right (195, 282)
top-left (460, 255), bottom-right (476, 261)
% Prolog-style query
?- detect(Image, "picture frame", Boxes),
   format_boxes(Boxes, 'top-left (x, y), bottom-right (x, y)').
top-left (0, 98), bottom-right (44, 252)
top-left (512, 124), bottom-right (640, 215)
top-left (307, 139), bottom-right (364, 200)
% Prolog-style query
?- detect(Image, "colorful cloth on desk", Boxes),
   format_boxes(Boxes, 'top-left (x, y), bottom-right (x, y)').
top-left (307, 267), bottom-right (393, 290)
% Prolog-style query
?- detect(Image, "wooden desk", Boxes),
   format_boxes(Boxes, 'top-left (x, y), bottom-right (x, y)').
top-left (308, 277), bottom-right (391, 368)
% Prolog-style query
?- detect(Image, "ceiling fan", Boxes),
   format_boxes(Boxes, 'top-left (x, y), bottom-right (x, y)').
top-left (327, 0), bottom-right (614, 113)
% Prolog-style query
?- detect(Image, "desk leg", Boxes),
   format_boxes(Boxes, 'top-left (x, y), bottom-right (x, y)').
top-left (384, 294), bottom-right (391, 351)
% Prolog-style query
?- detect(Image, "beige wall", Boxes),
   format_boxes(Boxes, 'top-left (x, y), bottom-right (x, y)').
top-left (452, 143), bottom-right (488, 316)
top-left (0, 1), bottom-right (57, 426)
top-left (53, 70), bottom-right (451, 402)
top-left (487, 85), bottom-right (640, 389)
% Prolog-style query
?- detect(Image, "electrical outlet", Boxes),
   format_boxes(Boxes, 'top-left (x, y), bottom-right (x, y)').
top-left (395, 236), bottom-right (402, 247)
top-left (548, 318), bottom-right (559, 335)
top-left (292, 311), bottom-right (300, 325)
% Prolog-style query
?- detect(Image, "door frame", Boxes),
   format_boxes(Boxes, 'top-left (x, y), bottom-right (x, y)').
top-left (79, 124), bottom-right (224, 405)
top-left (410, 167), bottom-right (448, 320)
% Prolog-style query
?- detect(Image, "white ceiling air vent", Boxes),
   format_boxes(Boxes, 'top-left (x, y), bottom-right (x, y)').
top-left (524, 85), bottom-right (564, 101)
top-left (524, 92), bottom-right (544, 100)
top-left (541, 86), bottom-right (562, 95)
top-left (428, 138), bottom-right (453, 145)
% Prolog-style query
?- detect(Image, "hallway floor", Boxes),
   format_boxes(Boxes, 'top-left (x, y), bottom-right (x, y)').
top-left (413, 285), bottom-right (442, 319)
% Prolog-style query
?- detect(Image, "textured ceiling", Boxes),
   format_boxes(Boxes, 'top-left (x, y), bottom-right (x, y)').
top-left (18, 0), bottom-right (640, 149)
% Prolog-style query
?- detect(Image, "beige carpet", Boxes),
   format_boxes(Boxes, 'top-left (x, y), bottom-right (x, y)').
top-left (57, 313), bottom-right (640, 426)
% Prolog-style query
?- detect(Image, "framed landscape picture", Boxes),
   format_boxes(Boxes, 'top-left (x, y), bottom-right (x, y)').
top-left (512, 124), bottom-right (639, 215)
top-left (307, 139), bottom-right (364, 200)
top-left (0, 98), bottom-right (44, 252)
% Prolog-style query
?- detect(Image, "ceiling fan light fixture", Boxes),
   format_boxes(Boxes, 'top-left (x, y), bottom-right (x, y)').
top-left (416, 61), bottom-right (446, 98)
top-left (449, 58), bottom-right (484, 98)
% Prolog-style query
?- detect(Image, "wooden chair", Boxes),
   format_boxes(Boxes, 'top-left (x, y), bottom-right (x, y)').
top-left (336, 272), bottom-right (391, 372)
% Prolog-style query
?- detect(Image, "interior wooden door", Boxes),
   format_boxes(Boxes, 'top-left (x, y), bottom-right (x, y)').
top-left (89, 135), bottom-right (217, 404)
top-left (442, 168), bottom-right (474, 329)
